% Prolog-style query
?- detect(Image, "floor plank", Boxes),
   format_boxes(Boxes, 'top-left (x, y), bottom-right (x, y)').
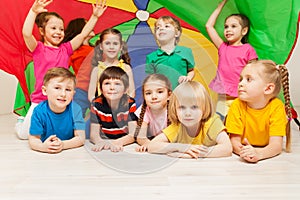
top-left (0, 112), bottom-right (300, 200)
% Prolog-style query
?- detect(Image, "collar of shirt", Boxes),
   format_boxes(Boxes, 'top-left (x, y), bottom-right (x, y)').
top-left (156, 46), bottom-right (181, 56)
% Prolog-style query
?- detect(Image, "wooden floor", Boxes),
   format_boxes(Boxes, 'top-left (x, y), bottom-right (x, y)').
top-left (1, 111), bottom-right (300, 200)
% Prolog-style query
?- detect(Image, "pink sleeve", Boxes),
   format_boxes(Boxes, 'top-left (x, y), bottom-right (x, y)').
top-left (63, 41), bottom-right (73, 57)
top-left (247, 44), bottom-right (258, 60)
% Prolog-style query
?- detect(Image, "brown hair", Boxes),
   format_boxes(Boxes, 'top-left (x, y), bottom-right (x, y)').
top-left (62, 18), bottom-right (87, 43)
top-left (35, 12), bottom-right (64, 43)
top-left (134, 74), bottom-right (172, 138)
top-left (99, 66), bottom-right (129, 108)
top-left (225, 14), bottom-right (250, 43)
top-left (43, 67), bottom-right (76, 86)
top-left (92, 28), bottom-right (131, 68)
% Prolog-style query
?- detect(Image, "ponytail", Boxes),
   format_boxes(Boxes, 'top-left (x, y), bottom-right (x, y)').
top-left (120, 41), bottom-right (131, 65)
top-left (134, 100), bottom-right (147, 138)
top-left (277, 64), bottom-right (291, 152)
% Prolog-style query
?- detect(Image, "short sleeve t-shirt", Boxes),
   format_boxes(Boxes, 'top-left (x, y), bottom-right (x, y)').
top-left (209, 42), bottom-right (257, 97)
top-left (31, 41), bottom-right (73, 103)
top-left (163, 114), bottom-right (225, 146)
top-left (146, 46), bottom-right (195, 90)
top-left (30, 101), bottom-right (85, 142)
top-left (225, 98), bottom-right (287, 146)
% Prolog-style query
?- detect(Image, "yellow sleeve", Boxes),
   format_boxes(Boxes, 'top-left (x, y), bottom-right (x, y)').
top-left (163, 124), bottom-right (179, 143)
top-left (269, 98), bottom-right (287, 137)
top-left (203, 114), bottom-right (226, 146)
top-left (225, 99), bottom-right (245, 136)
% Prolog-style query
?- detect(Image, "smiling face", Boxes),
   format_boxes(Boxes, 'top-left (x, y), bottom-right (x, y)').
top-left (143, 80), bottom-right (170, 111)
top-left (154, 18), bottom-right (180, 45)
top-left (41, 16), bottom-right (65, 47)
top-left (101, 78), bottom-right (126, 103)
top-left (42, 77), bottom-right (75, 113)
top-left (224, 16), bottom-right (248, 45)
top-left (100, 33), bottom-right (122, 61)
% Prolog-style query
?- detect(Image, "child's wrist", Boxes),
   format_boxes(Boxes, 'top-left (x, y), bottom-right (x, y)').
top-left (61, 141), bottom-right (65, 150)
top-left (31, 8), bottom-right (39, 14)
top-left (92, 13), bottom-right (100, 18)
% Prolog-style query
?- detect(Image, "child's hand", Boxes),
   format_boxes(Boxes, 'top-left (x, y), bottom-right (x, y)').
top-left (92, 0), bottom-right (107, 18)
top-left (91, 141), bottom-right (110, 152)
top-left (185, 145), bottom-right (212, 158)
top-left (44, 135), bottom-right (63, 154)
top-left (220, 0), bottom-right (227, 5)
top-left (184, 145), bottom-right (201, 158)
top-left (109, 141), bottom-right (124, 152)
top-left (167, 152), bottom-right (193, 159)
top-left (197, 145), bottom-right (212, 158)
top-left (135, 144), bottom-right (148, 152)
top-left (135, 139), bottom-right (150, 152)
top-left (31, 0), bottom-right (53, 14)
top-left (178, 76), bottom-right (191, 84)
top-left (239, 138), bottom-right (259, 163)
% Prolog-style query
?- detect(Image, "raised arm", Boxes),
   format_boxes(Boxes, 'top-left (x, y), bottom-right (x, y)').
top-left (22, 0), bottom-right (53, 52)
top-left (205, 0), bottom-right (227, 49)
top-left (88, 67), bottom-right (98, 102)
top-left (124, 64), bottom-right (136, 98)
top-left (70, 0), bottom-right (107, 51)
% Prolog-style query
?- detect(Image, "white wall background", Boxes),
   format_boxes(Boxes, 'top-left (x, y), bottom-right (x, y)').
top-left (0, 22), bottom-right (299, 114)
top-left (0, 70), bottom-right (17, 114)
top-left (286, 24), bottom-right (300, 106)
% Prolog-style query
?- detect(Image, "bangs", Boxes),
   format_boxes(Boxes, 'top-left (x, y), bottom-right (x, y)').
top-left (99, 66), bottom-right (129, 90)
top-left (174, 85), bottom-right (206, 108)
top-left (169, 81), bottom-right (213, 123)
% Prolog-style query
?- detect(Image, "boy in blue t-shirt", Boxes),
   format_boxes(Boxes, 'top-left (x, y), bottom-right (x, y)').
top-left (29, 67), bottom-right (85, 153)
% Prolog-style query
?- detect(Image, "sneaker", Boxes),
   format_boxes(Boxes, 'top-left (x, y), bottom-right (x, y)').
top-left (15, 116), bottom-right (24, 135)
top-left (17, 116), bottom-right (24, 123)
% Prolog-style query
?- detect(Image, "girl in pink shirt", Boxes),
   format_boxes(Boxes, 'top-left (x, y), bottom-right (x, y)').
top-left (134, 74), bottom-right (172, 152)
top-left (16, 0), bottom-right (107, 139)
top-left (206, 0), bottom-right (257, 119)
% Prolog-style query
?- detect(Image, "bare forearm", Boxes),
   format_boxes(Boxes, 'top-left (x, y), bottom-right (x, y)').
top-left (205, 0), bottom-right (226, 48)
top-left (114, 135), bottom-right (135, 146)
top-left (29, 137), bottom-right (47, 153)
top-left (22, 9), bottom-right (36, 38)
top-left (254, 144), bottom-right (282, 161)
top-left (148, 142), bottom-right (191, 154)
top-left (62, 132), bottom-right (85, 150)
top-left (136, 137), bottom-right (150, 146)
top-left (81, 15), bottom-right (98, 37)
top-left (206, 0), bottom-right (226, 28)
top-left (22, 9), bottom-right (38, 51)
top-left (90, 133), bottom-right (103, 145)
top-left (205, 143), bottom-right (232, 158)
